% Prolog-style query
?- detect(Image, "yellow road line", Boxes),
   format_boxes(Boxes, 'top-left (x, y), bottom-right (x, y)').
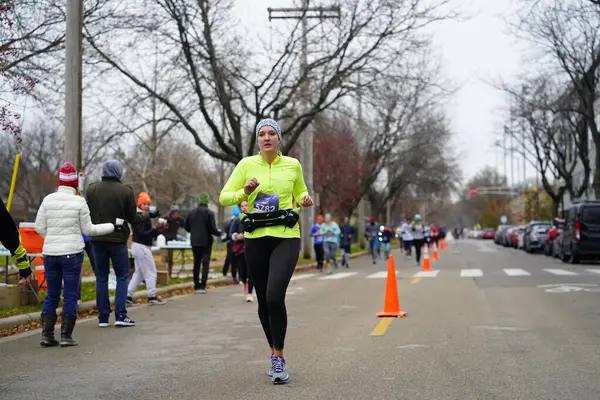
top-left (411, 278), bottom-right (421, 284)
top-left (370, 317), bottom-right (394, 336)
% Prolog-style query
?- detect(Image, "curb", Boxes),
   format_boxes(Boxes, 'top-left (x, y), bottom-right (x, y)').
top-left (0, 251), bottom-right (367, 330)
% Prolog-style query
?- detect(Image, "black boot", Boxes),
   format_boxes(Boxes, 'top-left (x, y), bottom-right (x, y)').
top-left (60, 315), bottom-right (79, 347)
top-left (40, 312), bottom-right (59, 347)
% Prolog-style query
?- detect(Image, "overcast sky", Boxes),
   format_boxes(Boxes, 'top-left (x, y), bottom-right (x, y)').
top-left (233, 0), bottom-right (531, 184)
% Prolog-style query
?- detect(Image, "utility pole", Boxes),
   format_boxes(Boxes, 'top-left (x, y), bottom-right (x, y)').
top-left (503, 126), bottom-right (508, 185)
top-left (64, 0), bottom-right (84, 170)
top-left (356, 74), bottom-right (366, 247)
top-left (510, 128), bottom-right (515, 190)
top-left (268, 1), bottom-right (341, 260)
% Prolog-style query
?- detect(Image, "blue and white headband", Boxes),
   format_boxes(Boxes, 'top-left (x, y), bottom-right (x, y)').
top-left (255, 118), bottom-right (282, 141)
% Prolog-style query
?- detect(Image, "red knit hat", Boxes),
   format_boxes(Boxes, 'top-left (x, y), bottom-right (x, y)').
top-left (59, 162), bottom-right (79, 189)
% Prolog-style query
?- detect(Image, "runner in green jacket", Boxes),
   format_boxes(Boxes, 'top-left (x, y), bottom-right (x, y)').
top-left (220, 118), bottom-right (313, 384)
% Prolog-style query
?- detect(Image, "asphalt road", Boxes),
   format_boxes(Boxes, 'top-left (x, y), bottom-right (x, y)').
top-left (2, 238), bottom-right (600, 400)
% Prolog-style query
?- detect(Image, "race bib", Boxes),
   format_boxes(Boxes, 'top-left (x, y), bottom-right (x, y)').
top-left (254, 192), bottom-right (280, 213)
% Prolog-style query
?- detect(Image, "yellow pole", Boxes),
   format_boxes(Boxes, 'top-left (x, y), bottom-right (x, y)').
top-left (7, 153), bottom-right (20, 212)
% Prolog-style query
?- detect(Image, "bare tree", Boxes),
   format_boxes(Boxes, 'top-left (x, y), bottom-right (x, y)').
top-left (366, 108), bottom-right (460, 222)
top-left (82, 0), bottom-right (455, 163)
top-left (499, 76), bottom-right (588, 216)
top-left (1, 1), bottom-right (112, 135)
top-left (121, 136), bottom-right (219, 215)
top-left (516, 0), bottom-right (600, 197)
top-left (336, 54), bottom-right (451, 218)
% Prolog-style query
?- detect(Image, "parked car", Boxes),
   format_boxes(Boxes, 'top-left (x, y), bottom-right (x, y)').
top-left (517, 227), bottom-right (526, 249)
top-left (523, 220), bottom-right (552, 253)
top-left (482, 228), bottom-right (495, 239)
top-left (511, 227), bottom-right (525, 248)
top-left (561, 200), bottom-right (600, 263)
top-left (495, 225), bottom-right (508, 244)
top-left (503, 227), bottom-right (516, 247)
top-left (544, 218), bottom-right (564, 257)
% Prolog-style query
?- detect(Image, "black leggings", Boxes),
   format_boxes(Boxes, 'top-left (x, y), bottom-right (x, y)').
top-left (314, 243), bottom-right (324, 269)
top-left (234, 253), bottom-right (253, 294)
top-left (414, 239), bottom-right (424, 263)
top-left (245, 237), bottom-right (300, 351)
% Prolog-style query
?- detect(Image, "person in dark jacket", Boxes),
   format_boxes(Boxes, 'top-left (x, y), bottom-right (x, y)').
top-left (163, 204), bottom-right (185, 277)
top-left (127, 192), bottom-right (166, 306)
top-left (0, 197), bottom-right (32, 283)
top-left (185, 192), bottom-right (221, 293)
top-left (229, 201), bottom-right (253, 302)
top-left (339, 217), bottom-right (355, 268)
top-left (86, 160), bottom-right (155, 328)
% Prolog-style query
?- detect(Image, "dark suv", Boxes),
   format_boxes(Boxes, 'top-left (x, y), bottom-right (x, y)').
top-left (561, 200), bottom-right (600, 264)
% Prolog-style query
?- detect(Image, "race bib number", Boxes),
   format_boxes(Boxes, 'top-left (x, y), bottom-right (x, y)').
top-left (254, 192), bottom-right (280, 213)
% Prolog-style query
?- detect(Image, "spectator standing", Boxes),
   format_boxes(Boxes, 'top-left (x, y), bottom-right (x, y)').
top-left (86, 160), bottom-right (150, 328)
top-left (35, 162), bottom-right (114, 346)
top-left (185, 193), bottom-right (221, 293)
top-left (127, 192), bottom-right (167, 306)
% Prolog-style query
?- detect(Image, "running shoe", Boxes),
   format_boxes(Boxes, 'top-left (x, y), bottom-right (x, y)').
top-left (271, 357), bottom-right (289, 384)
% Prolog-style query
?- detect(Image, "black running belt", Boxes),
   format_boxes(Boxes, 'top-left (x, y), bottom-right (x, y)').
top-left (241, 209), bottom-right (300, 233)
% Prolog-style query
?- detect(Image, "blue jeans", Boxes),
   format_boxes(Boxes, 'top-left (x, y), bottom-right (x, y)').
top-left (84, 241), bottom-right (96, 274)
top-left (42, 253), bottom-right (83, 317)
top-left (91, 243), bottom-right (129, 322)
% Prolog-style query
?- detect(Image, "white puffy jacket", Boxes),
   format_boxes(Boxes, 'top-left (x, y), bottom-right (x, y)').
top-left (35, 186), bottom-right (115, 256)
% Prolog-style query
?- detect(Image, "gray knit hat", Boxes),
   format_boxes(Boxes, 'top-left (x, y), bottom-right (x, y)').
top-left (255, 118), bottom-right (282, 141)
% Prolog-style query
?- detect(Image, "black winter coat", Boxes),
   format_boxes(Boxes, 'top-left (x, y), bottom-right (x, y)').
top-left (185, 204), bottom-right (221, 247)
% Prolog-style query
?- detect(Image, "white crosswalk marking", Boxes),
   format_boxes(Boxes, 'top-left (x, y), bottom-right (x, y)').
top-left (503, 268), bottom-right (531, 276)
top-left (586, 269), bottom-right (600, 274)
top-left (318, 272), bottom-right (358, 280)
top-left (366, 271), bottom-right (395, 279)
top-left (259, 266), bottom-right (600, 284)
top-left (291, 273), bottom-right (318, 281)
top-left (461, 269), bottom-right (483, 277)
top-left (544, 269), bottom-right (578, 276)
top-left (414, 270), bottom-right (440, 278)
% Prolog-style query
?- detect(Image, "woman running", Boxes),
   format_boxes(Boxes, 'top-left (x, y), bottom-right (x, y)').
top-left (230, 201), bottom-right (253, 302)
top-left (220, 118), bottom-right (313, 384)
top-left (320, 213), bottom-right (340, 274)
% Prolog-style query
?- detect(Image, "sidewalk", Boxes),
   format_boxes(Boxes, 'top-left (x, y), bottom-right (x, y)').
top-left (0, 251), bottom-right (367, 331)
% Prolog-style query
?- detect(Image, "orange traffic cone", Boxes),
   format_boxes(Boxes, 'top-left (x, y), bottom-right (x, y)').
top-left (432, 242), bottom-right (439, 261)
top-left (421, 243), bottom-right (432, 271)
top-left (439, 239), bottom-right (445, 252)
top-left (376, 255), bottom-right (408, 318)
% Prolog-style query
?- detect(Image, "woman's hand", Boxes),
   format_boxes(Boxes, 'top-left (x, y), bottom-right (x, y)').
top-left (244, 178), bottom-right (260, 195)
top-left (300, 195), bottom-right (313, 207)
top-left (238, 232), bottom-right (244, 240)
